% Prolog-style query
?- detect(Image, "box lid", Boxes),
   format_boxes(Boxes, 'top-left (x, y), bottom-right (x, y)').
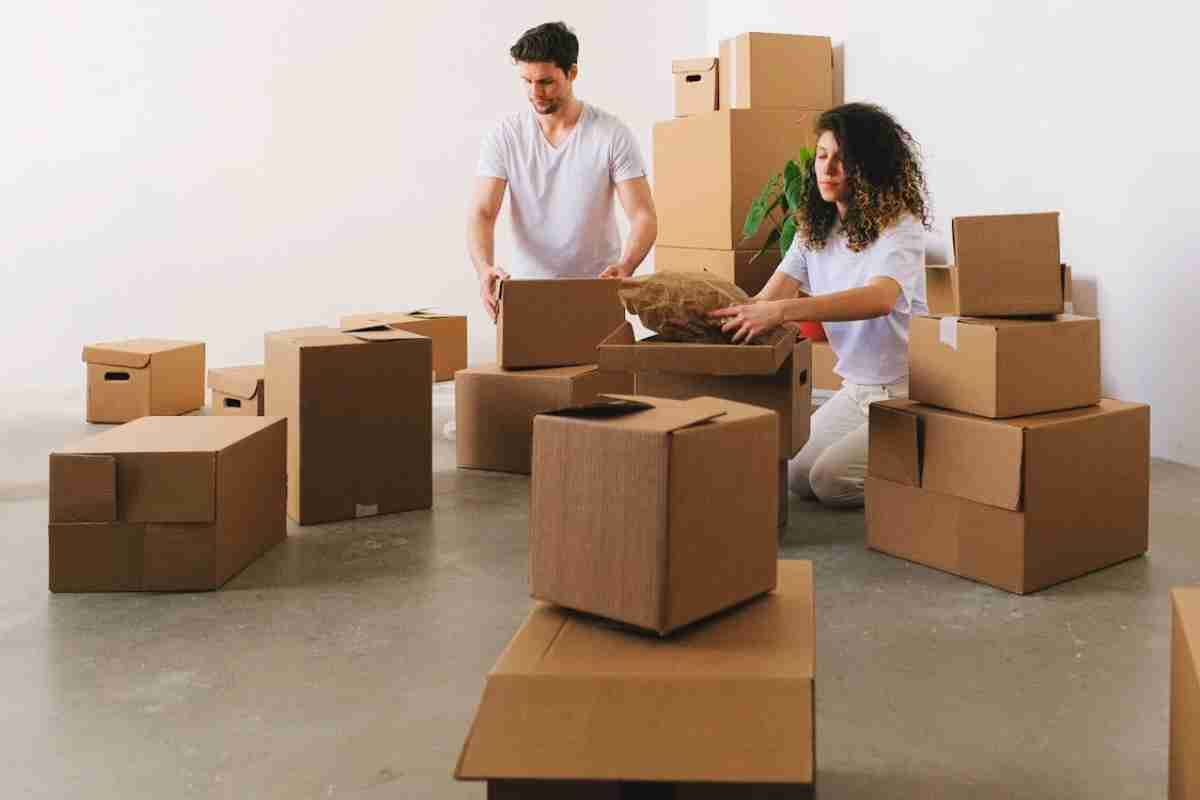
top-left (59, 415), bottom-right (280, 456)
top-left (539, 394), bottom-right (728, 435)
top-left (339, 310), bottom-right (463, 332)
top-left (458, 363), bottom-right (600, 381)
top-left (207, 365), bottom-right (264, 400)
top-left (597, 321), bottom-right (794, 376)
top-left (266, 326), bottom-right (427, 349)
top-left (456, 560), bottom-right (814, 784)
top-left (672, 58), bottom-right (717, 75)
top-left (82, 338), bottom-right (202, 368)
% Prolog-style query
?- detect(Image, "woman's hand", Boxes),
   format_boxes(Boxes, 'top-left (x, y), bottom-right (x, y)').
top-left (708, 300), bottom-right (785, 343)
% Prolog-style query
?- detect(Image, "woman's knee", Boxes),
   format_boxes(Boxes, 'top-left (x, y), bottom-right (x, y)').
top-left (809, 458), bottom-right (865, 508)
top-left (787, 454), bottom-right (817, 498)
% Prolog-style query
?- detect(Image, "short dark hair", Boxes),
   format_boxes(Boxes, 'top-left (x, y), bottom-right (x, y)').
top-left (510, 22), bottom-right (578, 74)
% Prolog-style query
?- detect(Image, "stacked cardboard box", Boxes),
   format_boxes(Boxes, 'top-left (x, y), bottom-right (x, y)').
top-left (339, 310), bottom-right (467, 382)
top-left (1172, 587), bottom-right (1200, 799)
top-left (867, 212), bottom-right (1150, 592)
top-left (208, 365), bottom-right (264, 416)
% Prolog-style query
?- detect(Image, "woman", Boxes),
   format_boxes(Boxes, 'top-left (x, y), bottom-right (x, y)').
top-left (711, 102), bottom-right (931, 508)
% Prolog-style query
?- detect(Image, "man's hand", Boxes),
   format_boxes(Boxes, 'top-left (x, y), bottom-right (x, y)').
top-left (598, 263), bottom-right (633, 279)
top-left (708, 300), bottom-right (785, 344)
top-left (479, 265), bottom-right (510, 323)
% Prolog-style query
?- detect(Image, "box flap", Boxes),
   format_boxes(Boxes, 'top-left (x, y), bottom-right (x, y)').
top-left (919, 407), bottom-right (1025, 511)
top-left (207, 365), bottom-right (263, 400)
top-left (82, 338), bottom-right (201, 368)
top-left (542, 394), bottom-right (727, 433)
top-left (867, 400), bottom-right (922, 486)
top-left (672, 58), bottom-right (717, 75)
top-left (597, 321), bottom-right (794, 376)
top-left (266, 326), bottom-right (424, 349)
top-left (49, 454), bottom-right (117, 523)
top-left (339, 310), bottom-right (460, 332)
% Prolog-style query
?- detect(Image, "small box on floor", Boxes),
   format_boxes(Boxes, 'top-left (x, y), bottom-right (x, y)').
top-left (265, 326), bottom-right (432, 525)
top-left (530, 395), bottom-right (778, 634)
top-left (719, 32), bottom-right (833, 111)
top-left (866, 399), bottom-right (1149, 594)
top-left (497, 279), bottom-right (626, 369)
top-left (48, 416), bottom-right (286, 592)
top-left (208, 365), bottom-right (264, 416)
top-left (339, 310), bottom-right (467, 382)
top-left (456, 561), bottom-right (816, 797)
top-left (1172, 587), bottom-right (1200, 799)
top-left (83, 339), bottom-right (205, 423)
top-left (909, 314), bottom-right (1100, 418)
top-left (672, 57), bottom-right (719, 116)
top-left (653, 245), bottom-right (782, 297)
top-left (455, 364), bottom-right (632, 475)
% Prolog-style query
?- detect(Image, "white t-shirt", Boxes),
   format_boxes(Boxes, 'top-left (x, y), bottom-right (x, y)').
top-left (476, 102), bottom-right (647, 279)
top-left (777, 214), bottom-right (928, 386)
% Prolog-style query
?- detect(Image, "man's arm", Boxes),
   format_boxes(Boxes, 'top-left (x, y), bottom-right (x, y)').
top-left (467, 176), bottom-right (509, 321)
top-left (599, 177), bottom-right (657, 278)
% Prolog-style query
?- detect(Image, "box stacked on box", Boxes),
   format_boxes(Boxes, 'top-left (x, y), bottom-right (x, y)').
top-left (208, 365), bottom-right (264, 416)
top-left (339, 310), bottom-right (467, 382)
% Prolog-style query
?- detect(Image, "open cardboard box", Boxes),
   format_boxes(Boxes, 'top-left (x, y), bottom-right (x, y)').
top-left (340, 310), bottom-right (467, 382)
top-left (653, 244), bottom-right (783, 297)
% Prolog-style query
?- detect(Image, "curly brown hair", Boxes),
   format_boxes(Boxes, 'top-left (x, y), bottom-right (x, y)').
top-left (799, 103), bottom-right (931, 253)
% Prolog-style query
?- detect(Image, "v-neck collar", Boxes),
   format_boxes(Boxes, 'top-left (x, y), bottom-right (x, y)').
top-left (534, 102), bottom-right (587, 152)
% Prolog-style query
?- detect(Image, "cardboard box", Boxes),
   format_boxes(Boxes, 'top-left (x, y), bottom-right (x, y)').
top-left (598, 321), bottom-right (809, 459)
top-left (718, 32), bottom-right (833, 111)
top-left (265, 326), bottom-right (432, 525)
top-left (497, 279), bottom-right (625, 369)
top-left (654, 245), bottom-right (782, 297)
top-left (866, 399), bottom-right (1149, 594)
top-left (909, 314), bottom-right (1100, 418)
top-left (924, 213), bottom-right (1063, 316)
top-left (339, 310), bottom-right (467, 382)
top-left (811, 341), bottom-right (840, 393)
top-left (779, 459), bottom-right (790, 531)
top-left (654, 109), bottom-right (821, 251)
top-left (455, 364), bottom-right (633, 475)
top-left (530, 395), bottom-right (778, 634)
top-left (456, 560), bottom-right (815, 795)
top-left (82, 339), bottom-right (205, 423)
top-left (1172, 587), bottom-right (1200, 799)
top-left (208, 365), bottom-right (264, 416)
top-left (672, 57), bottom-right (719, 117)
top-left (48, 416), bottom-right (286, 592)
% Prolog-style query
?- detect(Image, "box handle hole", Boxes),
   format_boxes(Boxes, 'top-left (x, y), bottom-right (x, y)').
top-left (685, 74), bottom-right (702, 83)
top-left (798, 369), bottom-right (808, 385)
top-left (104, 371), bottom-right (130, 382)
top-left (224, 398), bottom-right (242, 408)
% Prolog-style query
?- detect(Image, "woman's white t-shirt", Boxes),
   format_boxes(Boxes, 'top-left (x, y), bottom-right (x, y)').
top-left (777, 214), bottom-right (928, 386)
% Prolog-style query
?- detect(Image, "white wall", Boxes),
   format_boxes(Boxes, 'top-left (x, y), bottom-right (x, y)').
top-left (1, 2), bottom-right (705, 393)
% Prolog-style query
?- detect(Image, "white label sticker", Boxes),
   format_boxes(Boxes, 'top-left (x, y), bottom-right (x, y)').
top-left (939, 316), bottom-right (961, 350)
top-left (355, 504), bottom-right (379, 519)
top-left (1064, 301), bottom-right (1075, 315)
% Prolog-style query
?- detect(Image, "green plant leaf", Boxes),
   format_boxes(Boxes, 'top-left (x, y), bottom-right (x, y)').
top-left (784, 159), bottom-right (801, 187)
top-left (780, 216), bottom-right (798, 258)
top-left (748, 226), bottom-right (782, 265)
top-left (784, 175), bottom-right (804, 212)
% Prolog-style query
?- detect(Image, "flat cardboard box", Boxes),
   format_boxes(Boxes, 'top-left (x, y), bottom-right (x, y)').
top-left (909, 314), bottom-right (1101, 418)
top-left (866, 398), bottom-right (1149, 594)
top-left (339, 310), bottom-right (467, 382)
top-left (455, 364), bottom-right (633, 475)
top-left (654, 109), bottom-right (822, 251)
top-left (718, 32), bottom-right (833, 111)
top-left (924, 213), bottom-right (1063, 316)
top-left (83, 339), bottom-right (205, 423)
top-left (265, 326), bottom-right (432, 525)
top-left (811, 341), bottom-right (840, 392)
top-left (208, 365), bottom-right (264, 416)
top-left (672, 57), bottom-right (719, 117)
top-left (654, 244), bottom-right (782, 297)
top-left (1172, 588), bottom-right (1200, 799)
top-left (530, 395), bottom-right (779, 634)
top-left (456, 560), bottom-right (815, 795)
top-left (497, 279), bottom-right (625, 369)
top-left (48, 416), bottom-right (286, 592)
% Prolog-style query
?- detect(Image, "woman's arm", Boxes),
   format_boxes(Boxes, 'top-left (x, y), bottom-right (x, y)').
top-left (711, 277), bottom-right (902, 343)
top-left (755, 270), bottom-right (806, 302)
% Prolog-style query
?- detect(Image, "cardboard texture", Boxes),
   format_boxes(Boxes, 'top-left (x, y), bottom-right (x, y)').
top-left (599, 321), bottom-right (792, 376)
top-left (909, 314), bottom-right (1101, 418)
top-left (48, 416), bottom-right (286, 592)
top-left (654, 109), bottom-right (821, 251)
top-left (1172, 588), bottom-right (1200, 799)
top-left (530, 395), bottom-right (779, 634)
top-left (264, 326), bottom-right (432, 525)
top-left (457, 560), bottom-right (815, 794)
top-left (208, 365), bottom-right (264, 416)
top-left (866, 399), bottom-right (1150, 594)
top-left (653, 245), bottom-right (783, 297)
top-left (779, 459), bottom-right (790, 530)
top-left (672, 58), bottom-right (718, 117)
top-left (340, 311), bottom-right (468, 382)
top-left (811, 341), bottom-right (840, 392)
top-left (718, 33), bottom-right (833, 111)
top-left (927, 262), bottom-right (1072, 318)
top-left (496, 279), bottom-right (626, 369)
top-left (83, 339), bottom-right (205, 423)
top-left (455, 364), bottom-right (633, 475)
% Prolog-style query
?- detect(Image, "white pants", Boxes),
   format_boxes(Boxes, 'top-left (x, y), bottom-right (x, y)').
top-left (788, 378), bottom-right (909, 508)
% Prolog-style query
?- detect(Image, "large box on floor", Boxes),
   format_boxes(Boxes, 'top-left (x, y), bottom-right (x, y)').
top-left (812, 341), bottom-right (840, 392)
top-left (672, 58), bottom-right (718, 117)
top-left (866, 399), bottom-right (1149, 594)
top-left (265, 326), bottom-right (432, 525)
top-left (339, 310), bottom-right (467, 382)
top-left (531, 395), bottom-right (778, 635)
top-left (455, 364), bottom-right (633, 475)
top-left (48, 416), bottom-right (286, 592)
top-left (909, 314), bottom-right (1100, 418)
top-left (456, 560), bottom-right (815, 797)
top-left (598, 321), bottom-right (810, 459)
top-left (497, 279), bottom-right (625, 369)
top-left (719, 32), bottom-right (833, 111)
top-left (83, 339), bottom-right (205, 423)
top-left (654, 109), bottom-right (821, 251)
top-left (1172, 587), bottom-right (1200, 799)
top-left (208, 365), bottom-right (264, 416)
top-left (654, 245), bottom-right (783, 297)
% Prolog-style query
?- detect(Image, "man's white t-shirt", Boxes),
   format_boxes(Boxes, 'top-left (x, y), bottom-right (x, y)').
top-left (777, 214), bottom-right (928, 386)
top-left (476, 102), bottom-right (647, 279)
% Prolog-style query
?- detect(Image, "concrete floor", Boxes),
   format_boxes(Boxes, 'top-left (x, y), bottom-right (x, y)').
top-left (2, 389), bottom-right (1199, 798)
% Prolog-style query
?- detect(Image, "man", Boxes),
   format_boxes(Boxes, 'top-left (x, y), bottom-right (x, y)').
top-left (467, 21), bottom-right (657, 321)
